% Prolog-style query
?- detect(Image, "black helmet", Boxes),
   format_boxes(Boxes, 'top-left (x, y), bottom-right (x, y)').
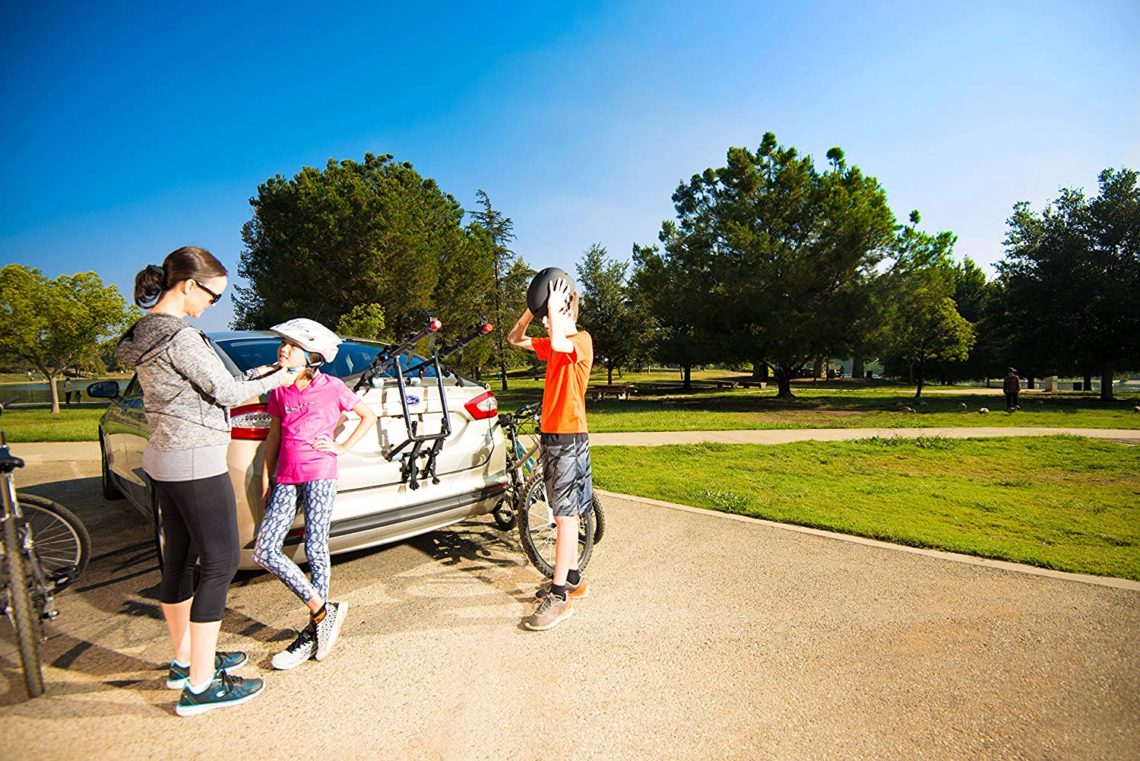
top-left (527, 267), bottom-right (575, 319)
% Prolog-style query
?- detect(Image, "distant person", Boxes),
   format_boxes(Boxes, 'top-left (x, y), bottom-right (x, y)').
top-left (1003, 367), bottom-right (1021, 411)
top-left (63, 378), bottom-right (73, 406)
top-left (254, 318), bottom-right (376, 671)
top-left (508, 270), bottom-right (594, 631)
top-left (117, 246), bottom-right (292, 717)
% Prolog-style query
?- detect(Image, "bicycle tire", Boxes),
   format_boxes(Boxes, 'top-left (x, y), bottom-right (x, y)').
top-left (589, 493), bottom-right (606, 544)
top-left (491, 499), bottom-right (515, 531)
top-left (17, 494), bottom-right (91, 581)
top-left (3, 511), bottom-right (45, 698)
top-left (516, 473), bottom-right (594, 578)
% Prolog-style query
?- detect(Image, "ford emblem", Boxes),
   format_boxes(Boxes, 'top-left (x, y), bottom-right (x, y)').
top-left (406, 395), bottom-right (422, 406)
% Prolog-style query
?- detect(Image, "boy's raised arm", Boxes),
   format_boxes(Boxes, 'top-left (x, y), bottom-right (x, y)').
top-left (507, 308), bottom-right (535, 351)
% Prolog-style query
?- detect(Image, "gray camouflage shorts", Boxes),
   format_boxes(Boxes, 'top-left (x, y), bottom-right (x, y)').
top-left (540, 433), bottom-right (593, 517)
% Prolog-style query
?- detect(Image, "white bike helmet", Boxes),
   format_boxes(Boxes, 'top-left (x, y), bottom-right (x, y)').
top-left (270, 318), bottom-right (342, 365)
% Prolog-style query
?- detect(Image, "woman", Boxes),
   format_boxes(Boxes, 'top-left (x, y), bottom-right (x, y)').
top-left (116, 246), bottom-right (291, 717)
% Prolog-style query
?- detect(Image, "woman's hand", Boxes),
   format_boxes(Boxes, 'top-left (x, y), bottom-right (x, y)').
top-left (312, 435), bottom-right (346, 455)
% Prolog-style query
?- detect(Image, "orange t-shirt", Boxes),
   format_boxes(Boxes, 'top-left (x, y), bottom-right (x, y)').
top-left (532, 332), bottom-right (593, 434)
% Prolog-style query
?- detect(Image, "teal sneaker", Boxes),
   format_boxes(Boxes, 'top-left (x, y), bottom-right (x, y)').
top-left (175, 671), bottom-right (264, 717)
top-left (166, 651), bottom-right (248, 689)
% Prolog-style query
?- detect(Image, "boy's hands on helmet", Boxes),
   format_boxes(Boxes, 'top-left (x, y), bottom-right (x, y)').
top-left (548, 278), bottom-right (573, 316)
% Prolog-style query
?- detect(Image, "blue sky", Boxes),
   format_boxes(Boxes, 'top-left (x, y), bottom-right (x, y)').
top-left (2, 1), bottom-right (1138, 330)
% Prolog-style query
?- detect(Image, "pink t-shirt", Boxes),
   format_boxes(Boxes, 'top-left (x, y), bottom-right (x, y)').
top-left (267, 372), bottom-right (362, 484)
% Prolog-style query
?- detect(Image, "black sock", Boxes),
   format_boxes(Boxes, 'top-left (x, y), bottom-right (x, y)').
top-left (566, 569), bottom-right (581, 585)
top-left (550, 584), bottom-right (567, 601)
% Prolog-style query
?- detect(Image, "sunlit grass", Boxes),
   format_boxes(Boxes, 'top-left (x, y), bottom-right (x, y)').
top-left (593, 436), bottom-right (1140, 580)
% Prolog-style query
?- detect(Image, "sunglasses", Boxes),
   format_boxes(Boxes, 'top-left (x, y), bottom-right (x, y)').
top-left (193, 280), bottom-right (224, 305)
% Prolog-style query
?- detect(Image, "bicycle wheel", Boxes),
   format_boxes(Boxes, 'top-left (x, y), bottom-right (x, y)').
top-left (491, 498), bottom-right (515, 530)
top-left (516, 473), bottom-right (594, 578)
top-left (17, 495), bottom-right (91, 581)
top-left (584, 493), bottom-right (606, 544)
top-left (3, 512), bottom-right (45, 698)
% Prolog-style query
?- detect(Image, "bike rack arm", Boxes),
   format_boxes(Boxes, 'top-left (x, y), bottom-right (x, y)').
top-left (354, 318), bottom-right (443, 392)
top-left (405, 322), bottom-right (493, 377)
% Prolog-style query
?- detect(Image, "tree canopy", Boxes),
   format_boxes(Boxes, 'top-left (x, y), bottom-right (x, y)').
top-left (0, 265), bottom-right (136, 413)
top-left (995, 167), bottom-right (1139, 399)
top-left (576, 244), bottom-right (651, 384)
top-left (235, 153), bottom-right (495, 356)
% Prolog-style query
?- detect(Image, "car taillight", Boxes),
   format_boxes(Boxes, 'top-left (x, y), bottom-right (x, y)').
top-left (464, 390), bottom-right (498, 420)
top-left (231, 403), bottom-right (272, 440)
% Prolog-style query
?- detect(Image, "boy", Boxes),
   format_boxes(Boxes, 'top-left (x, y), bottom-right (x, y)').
top-left (507, 276), bottom-right (593, 631)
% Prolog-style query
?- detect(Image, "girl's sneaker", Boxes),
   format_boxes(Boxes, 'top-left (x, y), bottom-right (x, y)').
top-left (271, 628), bottom-right (316, 670)
top-left (165, 651), bottom-right (248, 689)
top-left (175, 671), bottom-right (264, 717)
top-left (535, 579), bottom-right (589, 600)
top-left (314, 601), bottom-right (347, 661)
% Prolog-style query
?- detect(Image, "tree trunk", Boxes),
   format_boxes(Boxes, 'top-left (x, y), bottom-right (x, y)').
top-left (1100, 363), bottom-right (1114, 401)
top-left (608, 364), bottom-right (614, 384)
top-left (682, 364), bottom-right (692, 390)
top-left (751, 362), bottom-right (769, 381)
top-left (48, 372), bottom-right (61, 414)
top-left (774, 367), bottom-right (794, 398)
top-left (499, 355), bottom-right (508, 392)
top-left (1083, 373), bottom-right (1092, 393)
top-left (813, 357), bottom-right (824, 382)
top-left (851, 355), bottom-right (864, 380)
top-left (913, 361), bottom-right (924, 399)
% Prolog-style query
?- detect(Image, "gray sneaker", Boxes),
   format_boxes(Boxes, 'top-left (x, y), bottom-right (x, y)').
top-left (175, 671), bottom-right (264, 717)
top-left (314, 601), bottom-right (347, 661)
top-left (271, 628), bottom-right (315, 670)
top-left (524, 593), bottom-right (574, 631)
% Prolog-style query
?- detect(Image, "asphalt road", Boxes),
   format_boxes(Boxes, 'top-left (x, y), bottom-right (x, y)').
top-left (2, 453), bottom-right (1138, 760)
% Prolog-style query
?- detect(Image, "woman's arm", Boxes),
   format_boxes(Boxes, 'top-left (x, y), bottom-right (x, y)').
top-left (313, 400), bottom-right (378, 455)
top-left (169, 329), bottom-right (287, 406)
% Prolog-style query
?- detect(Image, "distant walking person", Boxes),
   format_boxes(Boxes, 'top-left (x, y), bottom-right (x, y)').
top-left (63, 378), bottom-right (73, 406)
top-left (117, 246), bottom-right (292, 717)
top-left (1003, 367), bottom-right (1021, 412)
top-left (254, 318), bottom-right (377, 670)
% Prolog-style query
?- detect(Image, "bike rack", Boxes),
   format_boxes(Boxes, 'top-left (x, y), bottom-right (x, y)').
top-left (353, 319), bottom-right (494, 490)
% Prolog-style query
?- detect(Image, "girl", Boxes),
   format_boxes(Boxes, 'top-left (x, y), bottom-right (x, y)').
top-left (253, 318), bottom-right (377, 669)
top-left (116, 246), bottom-right (292, 716)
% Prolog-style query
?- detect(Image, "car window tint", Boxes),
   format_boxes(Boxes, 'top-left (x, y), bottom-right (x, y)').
top-left (213, 336), bottom-right (418, 379)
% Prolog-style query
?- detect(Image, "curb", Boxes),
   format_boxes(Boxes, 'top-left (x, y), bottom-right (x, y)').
top-left (596, 488), bottom-right (1140, 592)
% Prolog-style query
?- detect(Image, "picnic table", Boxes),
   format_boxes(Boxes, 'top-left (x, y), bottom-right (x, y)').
top-left (738, 380), bottom-right (768, 389)
top-left (588, 383), bottom-right (634, 401)
top-left (713, 380), bottom-right (739, 390)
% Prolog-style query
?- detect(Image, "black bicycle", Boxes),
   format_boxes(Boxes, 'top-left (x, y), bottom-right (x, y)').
top-left (0, 431), bottom-right (91, 699)
top-left (492, 403), bottom-right (605, 577)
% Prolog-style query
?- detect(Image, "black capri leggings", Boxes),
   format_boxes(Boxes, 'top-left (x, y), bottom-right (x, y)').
top-left (152, 474), bottom-right (240, 623)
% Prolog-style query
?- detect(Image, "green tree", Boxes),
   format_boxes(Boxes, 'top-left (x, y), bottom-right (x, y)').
top-left (469, 190), bottom-right (532, 389)
top-left (576, 244), bottom-right (651, 384)
top-left (0, 265), bottom-right (136, 413)
top-left (235, 153), bottom-right (495, 349)
top-left (996, 167), bottom-right (1140, 400)
top-left (656, 133), bottom-right (897, 397)
top-left (336, 303), bottom-right (386, 341)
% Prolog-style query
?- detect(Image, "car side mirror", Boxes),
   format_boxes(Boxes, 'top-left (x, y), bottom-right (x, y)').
top-left (86, 380), bottom-right (122, 400)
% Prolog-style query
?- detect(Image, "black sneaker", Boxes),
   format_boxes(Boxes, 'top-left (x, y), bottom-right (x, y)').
top-left (271, 628), bottom-right (316, 670)
top-left (175, 671), bottom-right (264, 717)
top-left (315, 601), bottom-right (347, 661)
top-left (166, 651), bottom-right (248, 689)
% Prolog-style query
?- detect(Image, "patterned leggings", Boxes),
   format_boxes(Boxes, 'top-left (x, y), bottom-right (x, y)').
top-left (253, 480), bottom-right (337, 603)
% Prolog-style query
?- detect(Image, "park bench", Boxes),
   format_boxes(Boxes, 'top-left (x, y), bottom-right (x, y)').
top-left (588, 383), bottom-right (634, 401)
top-left (713, 380), bottom-right (739, 390)
top-left (738, 380), bottom-right (768, 389)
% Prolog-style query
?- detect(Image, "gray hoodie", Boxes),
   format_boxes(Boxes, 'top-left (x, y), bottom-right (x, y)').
top-left (115, 313), bottom-right (286, 458)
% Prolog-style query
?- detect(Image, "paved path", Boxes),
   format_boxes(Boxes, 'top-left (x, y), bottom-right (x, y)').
top-left (2, 447), bottom-right (1138, 759)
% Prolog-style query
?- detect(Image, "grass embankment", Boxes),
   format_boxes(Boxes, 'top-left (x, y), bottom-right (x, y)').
top-left (494, 373), bottom-right (1140, 432)
top-left (0, 407), bottom-right (107, 442)
top-left (592, 436), bottom-right (1140, 580)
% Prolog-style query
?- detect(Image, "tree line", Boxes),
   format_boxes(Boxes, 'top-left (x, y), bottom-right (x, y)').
top-left (2, 137), bottom-right (1136, 414)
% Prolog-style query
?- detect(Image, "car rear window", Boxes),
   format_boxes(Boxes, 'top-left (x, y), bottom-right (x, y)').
top-left (212, 336), bottom-right (440, 380)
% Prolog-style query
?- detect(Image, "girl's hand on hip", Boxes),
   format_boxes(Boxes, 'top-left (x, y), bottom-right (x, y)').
top-left (312, 435), bottom-right (346, 455)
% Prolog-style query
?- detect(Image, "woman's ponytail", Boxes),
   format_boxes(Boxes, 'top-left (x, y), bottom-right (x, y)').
top-left (134, 264), bottom-right (166, 308)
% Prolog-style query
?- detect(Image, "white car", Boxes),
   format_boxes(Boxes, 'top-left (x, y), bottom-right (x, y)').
top-left (90, 330), bottom-right (508, 569)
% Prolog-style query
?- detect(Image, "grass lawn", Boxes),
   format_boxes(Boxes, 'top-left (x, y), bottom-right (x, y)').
top-left (0, 406), bottom-right (108, 442)
top-left (592, 436), bottom-right (1140, 580)
top-left (492, 372), bottom-right (1140, 432)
